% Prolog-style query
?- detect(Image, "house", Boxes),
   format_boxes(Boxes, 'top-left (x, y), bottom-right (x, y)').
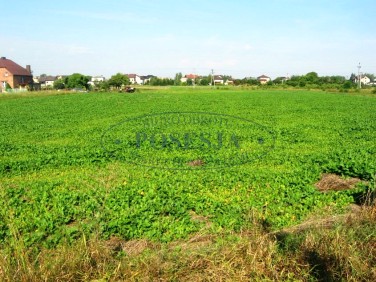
top-left (37, 75), bottom-right (57, 89)
top-left (140, 75), bottom-right (155, 84)
top-left (181, 74), bottom-right (200, 83)
top-left (88, 75), bottom-right (105, 87)
top-left (280, 76), bottom-right (290, 83)
top-left (126, 74), bottom-right (143, 84)
top-left (257, 75), bottom-right (271, 84)
top-left (355, 75), bottom-right (371, 85)
top-left (91, 75), bottom-right (105, 83)
top-left (213, 75), bottom-right (224, 85)
top-left (0, 57), bottom-right (33, 92)
top-left (224, 77), bottom-right (234, 85)
top-left (273, 76), bottom-right (290, 84)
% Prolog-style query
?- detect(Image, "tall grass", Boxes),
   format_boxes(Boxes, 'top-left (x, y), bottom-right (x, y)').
top-left (0, 204), bottom-right (374, 281)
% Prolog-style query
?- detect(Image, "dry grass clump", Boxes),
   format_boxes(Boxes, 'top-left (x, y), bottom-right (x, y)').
top-left (0, 205), bottom-right (375, 281)
top-left (315, 173), bottom-right (363, 192)
top-left (187, 159), bottom-right (205, 167)
top-left (295, 205), bottom-right (376, 281)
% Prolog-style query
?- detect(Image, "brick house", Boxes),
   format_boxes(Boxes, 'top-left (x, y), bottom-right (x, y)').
top-left (0, 57), bottom-right (33, 92)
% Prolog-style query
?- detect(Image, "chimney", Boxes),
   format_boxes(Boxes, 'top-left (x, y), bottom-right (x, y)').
top-left (26, 65), bottom-right (31, 74)
top-left (1, 57), bottom-right (6, 60)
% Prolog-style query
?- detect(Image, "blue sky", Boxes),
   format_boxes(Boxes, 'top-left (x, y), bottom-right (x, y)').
top-left (2, 0), bottom-right (375, 79)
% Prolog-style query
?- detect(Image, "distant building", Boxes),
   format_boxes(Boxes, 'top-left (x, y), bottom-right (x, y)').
top-left (0, 57), bottom-right (33, 92)
top-left (88, 75), bottom-right (105, 87)
top-left (140, 75), bottom-right (155, 84)
top-left (257, 75), bottom-right (271, 84)
top-left (181, 74), bottom-right (200, 83)
top-left (37, 75), bottom-right (57, 89)
top-left (91, 75), bottom-right (105, 83)
top-left (213, 75), bottom-right (224, 84)
top-left (355, 75), bottom-right (371, 85)
top-left (126, 74), bottom-right (143, 84)
top-left (225, 78), bottom-right (234, 85)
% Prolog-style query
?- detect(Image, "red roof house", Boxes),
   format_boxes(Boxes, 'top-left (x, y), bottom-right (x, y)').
top-left (0, 57), bottom-right (33, 92)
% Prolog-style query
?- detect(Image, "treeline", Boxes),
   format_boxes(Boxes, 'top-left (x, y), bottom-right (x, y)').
top-left (234, 72), bottom-right (375, 90)
top-left (52, 73), bottom-right (176, 90)
top-left (272, 72), bottom-right (353, 89)
top-left (51, 71), bottom-right (375, 91)
top-left (53, 73), bottom-right (131, 91)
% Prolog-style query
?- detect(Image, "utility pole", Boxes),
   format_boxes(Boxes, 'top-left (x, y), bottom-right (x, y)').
top-left (357, 62), bottom-right (361, 89)
top-left (211, 69), bottom-right (214, 86)
top-left (193, 68), bottom-right (196, 87)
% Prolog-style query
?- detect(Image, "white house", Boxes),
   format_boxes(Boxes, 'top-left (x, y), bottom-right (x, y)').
top-left (140, 75), bottom-right (155, 84)
top-left (257, 75), bottom-right (271, 84)
top-left (91, 75), bottom-right (105, 82)
top-left (213, 75), bottom-right (224, 84)
top-left (127, 74), bottom-right (143, 84)
top-left (224, 78), bottom-right (234, 85)
top-left (355, 75), bottom-right (371, 85)
top-left (88, 75), bottom-right (105, 87)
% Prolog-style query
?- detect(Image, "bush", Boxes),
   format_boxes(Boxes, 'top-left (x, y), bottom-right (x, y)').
top-left (343, 81), bottom-right (353, 90)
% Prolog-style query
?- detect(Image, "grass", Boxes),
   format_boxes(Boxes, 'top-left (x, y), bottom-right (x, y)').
top-left (0, 204), bottom-right (374, 281)
top-left (0, 87), bottom-right (375, 280)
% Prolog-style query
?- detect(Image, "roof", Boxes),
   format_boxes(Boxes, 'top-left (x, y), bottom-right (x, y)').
top-left (0, 57), bottom-right (32, 76)
top-left (185, 74), bottom-right (199, 79)
top-left (257, 75), bottom-right (270, 79)
top-left (38, 75), bottom-right (57, 83)
top-left (140, 75), bottom-right (155, 79)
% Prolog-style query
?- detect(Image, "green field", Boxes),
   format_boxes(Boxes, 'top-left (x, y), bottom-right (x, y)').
top-left (1, 88), bottom-right (375, 249)
top-left (1, 88), bottom-right (376, 280)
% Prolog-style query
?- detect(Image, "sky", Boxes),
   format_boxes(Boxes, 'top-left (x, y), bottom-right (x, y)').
top-left (2, 0), bottom-right (375, 79)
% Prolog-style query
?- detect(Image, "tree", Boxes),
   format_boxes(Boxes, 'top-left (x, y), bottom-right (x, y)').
top-left (65, 73), bottom-right (90, 89)
top-left (149, 77), bottom-right (174, 86)
top-left (273, 77), bottom-right (285, 84)
top-left (286, 75), bottom-right (300, 87)
top-left (95, 80), bottom-right (110, 91)
top-left (53, 78), bottom-right (65, 90)
top-left (349, 73), bottom-right (357, 83)
top-left (199, 77), bottom-right (210, 86)
top-left (343, 80), bottom-right (354, 90)
top-left (245, 77), bottom-right (259, 85)
top-left (174, 72), bottom-right (182, 86)
top-left (304, 72), bottom-right (319, 84)
top-left (108, 73), bottom-right (129, 89)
